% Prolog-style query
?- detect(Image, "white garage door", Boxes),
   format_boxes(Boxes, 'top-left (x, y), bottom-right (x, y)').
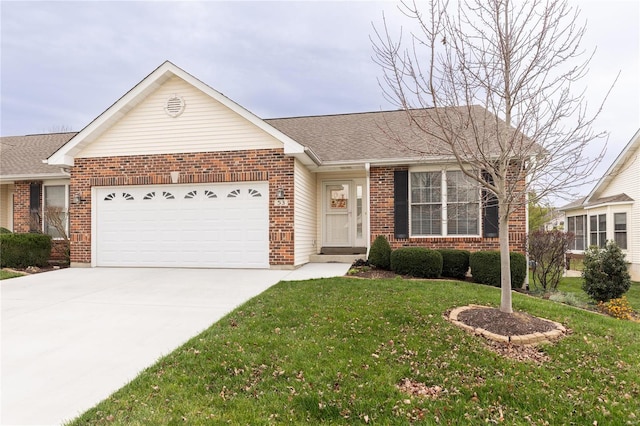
top-left (95, 182), bottom-right (269, 268)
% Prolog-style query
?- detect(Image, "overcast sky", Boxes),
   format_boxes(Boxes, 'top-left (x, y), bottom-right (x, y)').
top-left (1, 1), bottom-right (638, 201)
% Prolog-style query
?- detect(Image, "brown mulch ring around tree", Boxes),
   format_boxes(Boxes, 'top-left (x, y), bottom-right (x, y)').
top-left (457, 307), bottom-right (557, 336)
top-left (447, 306), bottom-right (570, 363)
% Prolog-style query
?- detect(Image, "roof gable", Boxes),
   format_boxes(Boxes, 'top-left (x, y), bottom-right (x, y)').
top-left (47, 61), bottom-right (306, 166)
top-left (586, 128), bottom-right (640, 202)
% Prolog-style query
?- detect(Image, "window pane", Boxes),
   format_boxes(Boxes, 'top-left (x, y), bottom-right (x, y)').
top-left (447, 203), bottom-right (479, 235)
top-left (614, 213), bottom-right (626, 230)
top-left (599, 214), bottom-right (607, 248)
top-left (614, 213), bottom-right (627, 249)
top-left (44, 186), bottom-right (67, 238)
top-left (411, 172), bottom-right (441, 203)
top-left (411, 205), bottom-right (441, 235)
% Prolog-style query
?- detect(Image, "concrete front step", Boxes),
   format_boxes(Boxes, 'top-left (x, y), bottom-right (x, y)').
top-left (309, 254), bottom-right (366, 264)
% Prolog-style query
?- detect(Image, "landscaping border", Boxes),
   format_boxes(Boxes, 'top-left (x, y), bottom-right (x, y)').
top-left (448, 304), bottom-right (567, 345)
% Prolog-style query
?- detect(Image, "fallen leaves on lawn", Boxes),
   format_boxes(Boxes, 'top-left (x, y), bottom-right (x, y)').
top-left (396, 378), bottom-right (445, 399)
top-left (483, 340), bottom-right (551, 363)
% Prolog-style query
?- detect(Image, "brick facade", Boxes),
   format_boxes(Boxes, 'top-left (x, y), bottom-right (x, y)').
top-left (369, 166), bottom-right (527, 254)
top-left (68, 149), bottom-right (295, 266)
top-left (12, 181), bottom-right (41, 233)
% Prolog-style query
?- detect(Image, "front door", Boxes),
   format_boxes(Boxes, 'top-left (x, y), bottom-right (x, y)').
top-left (322, 180), bottom-right (366, 248)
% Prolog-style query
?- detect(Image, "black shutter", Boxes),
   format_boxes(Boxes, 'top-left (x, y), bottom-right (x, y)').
top-left (482, 171), bottom-right (499, 238)
top-left (394, 170), bottom-right (409, 239)
top-left (29, 183), bottom-right (42, 232)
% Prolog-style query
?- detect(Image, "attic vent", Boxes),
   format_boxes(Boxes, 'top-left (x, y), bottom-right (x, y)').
top-left (165, 95), bottom-right (185, 117)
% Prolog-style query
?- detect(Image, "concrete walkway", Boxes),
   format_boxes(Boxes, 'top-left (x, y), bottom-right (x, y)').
top-left (1, 264), bottom-right (350, 426)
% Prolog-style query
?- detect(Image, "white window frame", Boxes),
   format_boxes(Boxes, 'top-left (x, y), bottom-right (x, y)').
top-left (409, 167), bottom-right (481, 238)
top-left (42, 182), bottom-right (69, 239)
top-left (613, 212), bottom-right (627, 249)
top-left (567, 215), bottom-right (587, 251)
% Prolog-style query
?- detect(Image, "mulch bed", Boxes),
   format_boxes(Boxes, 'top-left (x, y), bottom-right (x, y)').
top-left (457, 307), bottom-right (557, 336)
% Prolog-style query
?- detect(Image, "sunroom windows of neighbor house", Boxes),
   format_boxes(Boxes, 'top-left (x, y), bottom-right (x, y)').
top-left (590, 214), bottom-right (607, 248)
top-left (567, 215), bottom-right (587, 250)
top-left (614, 212), bottom-right (627, 249)
top-left (410, 170), bottom-right (480, 237)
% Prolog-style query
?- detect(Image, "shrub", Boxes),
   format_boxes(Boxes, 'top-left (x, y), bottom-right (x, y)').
top-left (469, 250), bottom-right (527, 288)
top-left (0, 227), bottom-right (11, 234)
top-left (0, 233), bottom-right (52, 268)
top-left (528, 230), bottom-right (573, 292)
top-left (582, 241), bottom-right (631, 302)
top-left (368, 235), bottom-right (392, 270)
top-left (437, 249), bottom-right (470, 280)
top-left (390, 247), bottom-right (442, 278)
top-left (597, 296), bottom-right (634, 320)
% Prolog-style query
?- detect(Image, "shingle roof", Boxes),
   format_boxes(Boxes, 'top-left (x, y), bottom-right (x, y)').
top-left (585, 193), bottom-right (634, 207)
top-left (2, 106), bottom-right (523, 176)
top-left (266, 105), bottom-right (524, 163)
top-left (559, 193), bottom-right (634, 211)
top-left (0, 132), bottom-right (77, 179)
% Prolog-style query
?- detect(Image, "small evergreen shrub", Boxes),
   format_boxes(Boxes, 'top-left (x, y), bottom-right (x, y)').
top-left (390, 247), bottom-right (442, 278)
top-left (0, 227), bottom-right (12, 234)
top-left (469, 250), bottom-right (527, 288)
top-left (368, 235), bottom-right (392, 270)
top-left (582, 241), bottom-right (631, 302)
top-left (437, 249), bottom-right (470, 280)
top-left (0, 233), bottom-right (52, 268)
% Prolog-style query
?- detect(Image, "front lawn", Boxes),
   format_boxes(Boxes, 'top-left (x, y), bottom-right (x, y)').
top-left (0, 269), bottom-right (24, 280)
top-left (70, 278), bottom-right (640, 425)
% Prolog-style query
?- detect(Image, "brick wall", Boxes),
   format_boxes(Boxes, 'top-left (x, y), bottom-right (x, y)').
top-left (69, 149), bottom-right (295, 266)
top-left (369, 166), bottom-right (527, 254)
top-left (13, 181), bottom-right (41, 233)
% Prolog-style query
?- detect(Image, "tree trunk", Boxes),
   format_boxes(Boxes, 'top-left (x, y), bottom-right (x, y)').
top-left (498, 205), bottom-right (513, 313)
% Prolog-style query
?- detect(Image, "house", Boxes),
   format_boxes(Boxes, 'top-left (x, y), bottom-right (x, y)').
top-left (2, 61), bottom-right (527, 269)
top-left (560, 128), bottom-right (640, 281)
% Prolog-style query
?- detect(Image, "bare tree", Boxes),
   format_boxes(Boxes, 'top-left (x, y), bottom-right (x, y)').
top-left (44, 205), bottom-right (70, 262)
top-left (372, 0), bottom-right (616, 313)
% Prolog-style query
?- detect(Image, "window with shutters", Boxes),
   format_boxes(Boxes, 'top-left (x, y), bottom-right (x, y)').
top-left (409, 170), bottom-right (480, 237)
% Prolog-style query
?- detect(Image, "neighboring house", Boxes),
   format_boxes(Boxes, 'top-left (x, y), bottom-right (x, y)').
top-left (3, 61), bottom-right (527, 269)
top-left (560, 128), bottom-right (640, 281)
top-left (0, 133), bottom-right (76, 259)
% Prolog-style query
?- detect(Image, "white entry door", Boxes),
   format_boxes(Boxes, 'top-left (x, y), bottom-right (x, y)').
top-left (94, 182), bottom-right (269, 268)
top-left (322, 180), bottom-right (366, 247)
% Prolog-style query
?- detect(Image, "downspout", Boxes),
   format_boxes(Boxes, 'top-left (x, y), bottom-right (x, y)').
top-left (365, 162), bottom-right (371, 257)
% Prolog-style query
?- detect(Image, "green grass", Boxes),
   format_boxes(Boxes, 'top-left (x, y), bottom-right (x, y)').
top-left (556, 276), bottom-right (640, 310)
top-left (0, 269), bottom-right (24, 280)
top-left (69, 278), bottom-right (640, 425)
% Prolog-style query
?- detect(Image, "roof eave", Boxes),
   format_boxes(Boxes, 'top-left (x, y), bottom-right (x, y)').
top-left (0, 172), bottom-right (71, 183)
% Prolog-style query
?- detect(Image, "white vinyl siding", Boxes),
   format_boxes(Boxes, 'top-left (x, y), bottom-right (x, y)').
top-left (78, 76), bottom-right (283, 158)
top-left (294, 159), bottom-right (317, 265)
top-left (596, 143), bottom-right (639, 273)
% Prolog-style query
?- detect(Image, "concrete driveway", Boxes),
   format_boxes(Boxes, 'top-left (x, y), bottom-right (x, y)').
top-left (1, 264), bottom-right (350, 426)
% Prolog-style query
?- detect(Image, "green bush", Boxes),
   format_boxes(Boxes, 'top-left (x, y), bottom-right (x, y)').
top-left (469, 250), bottom-right (527, 288)
top-left (0, 233), bottom-right (52, 268)
top-left (582, 241), bottom-right (631, 302)
top-left (390, 247), bottom-right (442, 278)
top-left (368, 235), bottom-right (392, 270)
top-left (0, 227), bottom-right (12, 234)
top-left (437, 249), bottom-right (470, 280)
